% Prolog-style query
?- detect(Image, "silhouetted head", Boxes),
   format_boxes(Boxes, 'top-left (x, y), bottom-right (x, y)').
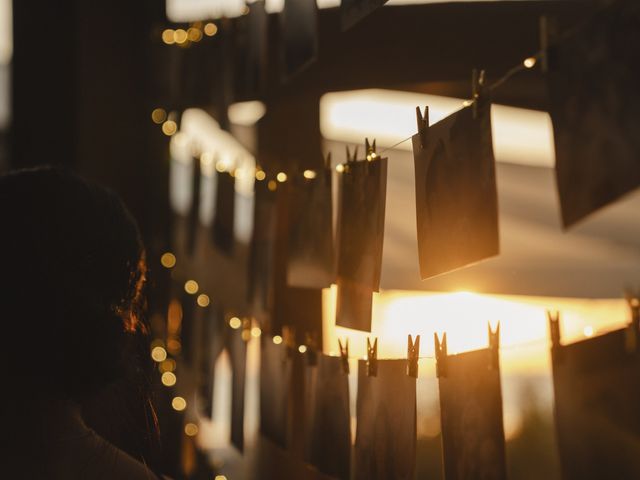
top-left (0, 167), bottom-right (147, 401)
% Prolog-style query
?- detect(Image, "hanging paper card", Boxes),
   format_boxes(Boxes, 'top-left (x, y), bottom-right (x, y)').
top-left (304, 354), bottom-right (351, 480)
top-left (336, 156), bottom-right (388, 291)
top-left (287, 167), bottom-right (334, 289)
top-left (248, 179), bottom-right (277, 314)
top-left (412, 104), bottom-right (498, 280)
top-left (278, 286), bottom-right (324, 345)
top-left (354, 359), bottom-right (416, 480)
top-left (180, 287), bottom-right (197, 365)
top-left (212, 170), bottom-right (236, 255)
top-left (228, 325), bottom-right (248, 452)
top-left (260, 335), bottom-right (289, 446)
top-left (341, 0), bottom-right (388, 31)
top-left (552, 327), bottom-right (640, 479)
top-left (198, 305), bottom-right (226, 418)
top-left (281, 0), bottom-right (318, 79)
top-left (438, 347), bottom-right (507, 480)
top-left (336, 278), bottom-right (373, 332)
top-left (548, 0), bottom-right (640, 227)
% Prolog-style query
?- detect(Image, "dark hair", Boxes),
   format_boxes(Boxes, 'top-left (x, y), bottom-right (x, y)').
top-left (1, 167), bottom-right (147, 399)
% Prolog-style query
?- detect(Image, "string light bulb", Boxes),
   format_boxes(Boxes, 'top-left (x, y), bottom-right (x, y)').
top-left (184, 280), bottom-right (199, 294)
top-left (276, 172), bottom-right (287, 183)
top-left (273, 335), bottom-right (283, 345)
top-left (204, 23), bottom-right (218, 36)
top-left (303, 170), bottom-right (317, 179)
top-left (229, 317), bottom-right (242, 329)
top-left (523, 57), bottom-right (537, 69)
top-left (160, 252), bottom-right (176, 268)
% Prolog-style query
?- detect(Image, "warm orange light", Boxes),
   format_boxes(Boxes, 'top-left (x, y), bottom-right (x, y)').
top-left (204, 23), bottom-right (218, 37)
top-left (273, 335), bottom-right (283, 345)
top-left (167, 300), bottom-right (182, 334)
top-left (267, 180), bottom-right (277, 191)
top-left (229, 317), bottom-right (241, 329)
top-left (303, 170), bottom-right (317, 179)
top-left (184, 422), bottom-right (199, 436)
top-left (255, 170), bottom-right (266, 181)
top-left (298, 345), bottom-right (307, 354)
top-left (523, 57), bottom-right (537, 69)
top-left (251, 327), bottom-right (262, 338)
top-left (162, 29), bottom-right (175, 45)
top-left (151, 346), bottom-right (167, 362)
top-left (162, 120), bottom-right (177, 136)
top-left (161, 371), bottom-right (177, 387)
top-left (197, 294), bottom-right (210, 307)
top-left (160, 252), bottom-right (176, 268)
top-left (159, 358), bottom-right (176, 373)
top-left (151, 108), bottom-right (167, 124)
top-left (184, 280), bottom-right (199, 295)
top-left (167, 338), bottom-right (182, 355)
top-left (174, 29), bottom-right (188, 45)
top-left (172, 396), bottom-right (187, 411)
top-left (187, 27), bottom-right (202, 43)
top-left (276, 172), bottom-right (287, 183)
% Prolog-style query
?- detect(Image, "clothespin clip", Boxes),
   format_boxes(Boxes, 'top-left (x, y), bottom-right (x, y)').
top-left (471, 68), bottom-right (487, 119)
top-left (338, 338), bottom-right (350, 374)
top-left (305, 333), bottom-right (319, 366)
top-left (547, 310), bottom-right (562, 363)
top-left (416, 106), bottom-right (428, 149)
top-left (407, 335), bottom-right (420, 378)
top-left (346, 145), bottom-right (358, 163)
top-left (488, 322), bottom-right (500, 371)
top-left (324, 152), bottom-right (332, 171)
top-left (434, 332), bottom-right (447, 378)
top-left (366, 337), bottom-right (378, 377)
top-left (365, 138), bottom-right (377, 161)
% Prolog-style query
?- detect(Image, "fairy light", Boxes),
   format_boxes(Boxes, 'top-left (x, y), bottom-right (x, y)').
top-left (335, 164), bottom-right (345, 173)
top-left (172, 396), bottom-right (187, 411)
top-left (174, 29), bottom-right (188, 45)
top-left (162, 120), bottom-right (177, 136)
top-left (303, 170), bottom-right (317, 179)
top-left (162, 29), bottom-right (175, 44)
top-left (160, 252), bottom-right (176, 268)
top-left (267, 180), bottom-right (277, 191)
top-left (273, 335), bottom-right (283, 345)
top-left (583, 326), bottom-right (594, 337)
top-left (523, 57), bottom-right (537, 68)
top-left (184, 423), bottom-right (199, 437)
top-left (298, 345), bottom-right (307, 354)
top-left (161, 371), bottom-right (177, 387)
top-left (255, 170), bottom-right (266, 181)
top-left (229, 317), bottom-right (242, 329)
top-left (196, 294), bottom-right (210, 307)
top-left (184, 280), bottom-right (199, 294)
top-left (204, 23), bottom-right (218, 36)
top-left (187, 27), bottom-right (202, 43)
top-left (251, 327), bottom-right (262, 338)
top-left (151, 108), bottom-right (167, 124)
top-left (159, 358), bottom-right (176, 373)
top-left (151, 346), bottom-right (167, 362)
top-left (276, 172), bottom-right (288, 183)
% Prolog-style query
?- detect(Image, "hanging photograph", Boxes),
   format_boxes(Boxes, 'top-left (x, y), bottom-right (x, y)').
top-left (336, 156), bottom-right (388, 291)
top-left (412, 104), bottom-right (498, 280)
top-left (280, 0), bottom-right (318, 79)
top-left (354, 359), bottom-right (416, 480)
top-left (212, 170), bottom-right (236, 255)
top-left (552, 327), bottom-right (640, 479)
top-left (336, 278), bottom-right (373, 332)
top-left (287, 167), bottom-right (335, 289)
top-left (438, 347), bottom-right (507, 480)
top-left (304, 354), bottom-right (351, 480)
top-left (548, 0), bottom-right (640, 227)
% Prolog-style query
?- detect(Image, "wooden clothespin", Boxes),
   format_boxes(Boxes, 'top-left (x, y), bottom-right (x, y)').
top-left (488, 322), bottom-right (500, 371)
top-left (471, 68), bottom-right (487, 119)
top-left (547, 310), bottom-right (562, 363)
top-left (346, 145), bottom-right (358, 163)
top-left (366, 337), bottom-right (378, 377)
top-left (365, 138), bottom-right (377, 161)
top-left (324, 152), bottom-right (332, 171)
top-left (416, 106), bottom-right (429, 149)
top-left (407, 335), bottom-right (420, 378)
top-left (434, 332), bottom-right (447, 378)
top-left (338, 338), bottom-right (350, 374)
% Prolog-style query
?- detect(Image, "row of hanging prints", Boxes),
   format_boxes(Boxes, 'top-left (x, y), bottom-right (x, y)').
top-left (151, 1), bottom-right (640, 479)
